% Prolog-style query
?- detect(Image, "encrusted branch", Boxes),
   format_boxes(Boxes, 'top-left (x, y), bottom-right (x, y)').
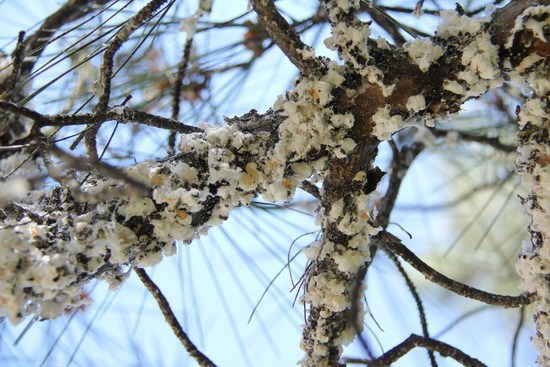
top-left (0, 1), bottom-right (548, 366)
top-left (0, 109), bottom-right (283, 322)
top-left (509, 5), bottom-right (550, 365)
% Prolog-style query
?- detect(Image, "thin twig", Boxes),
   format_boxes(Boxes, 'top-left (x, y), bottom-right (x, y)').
top-left (134, 268), bottom-right (217, 367)
top-left (385, 251), bottom-right (437, 367)
top-left (431, 129), bottom-right (516, 153)
top-left (511, 307), bottom-right (525, 367)
top-left (377, 231), bottom-right (537, 308)
top-left (4, 31), bottom-right (26, 94)
top-left (350, 265), bottom-right (376, 359)
top-left (0, 101), bottom-right (50, 125)
top-left (172, 39), bottom-right (194, 121)
top-left (95, 0), bottom-right (169, 112)
top-left (89, 0), bottom-right (170, 159)
top-left (368, 334), bottom-right (487, 367)
top-left (168, 37), bottom-right (194, 155)
top-left (0, 101), bottom-right (201, 134)
top-left (375, 141), bottom-right (422, 228)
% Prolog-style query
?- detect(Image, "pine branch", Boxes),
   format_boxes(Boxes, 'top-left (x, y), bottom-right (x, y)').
top-left (135, 268), bottom-right (217, 367)
top-left (377, 231), bottom-right (537, 308)
top-left (250, 0), bottom-right (327, 76)
top-left (369, 334), bottom-right (486, 367)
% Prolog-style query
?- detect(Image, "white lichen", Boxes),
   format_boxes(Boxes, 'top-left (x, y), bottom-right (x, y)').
top-left (371, 105), bottom-right (404, 140)
top-left (436, 9), bottom-right (484, 38)
top-left (406, 94), bottom-right (426, 113)
top-left (403, 39), bottom-right (444, 72)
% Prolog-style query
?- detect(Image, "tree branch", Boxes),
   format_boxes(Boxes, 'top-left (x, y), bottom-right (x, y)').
top-left (0, 101), bottom-right (201, 134)
top-left (250, 0), bottom-right (326, 76)
top-left (368, 334), bottom-right (486, 367)
top-left (89, 0), bottom-right (170, 159)
top-left (378, 231), bottom-right (537, 308)
top-left (135, 268), bottom-right (217, 367)
top-left (385, 251), bottom-right (437, 367)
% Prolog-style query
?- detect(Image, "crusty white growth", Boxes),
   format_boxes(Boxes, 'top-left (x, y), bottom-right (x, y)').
top-left (436, 9), bottom-right (483, 38)
top-left (0, 152), bottom-right (42, 206)
top-left (324, 22), bottom-right (370, 72)
top-left (300, 191), bottom-right (380, 367)
top-left (375, 36), bottom-right (391, 50)
top-left (324, 0), bottom-right (371, 74)
top-left (427, 9), bottom-right (507, 101)
top-left (0, 54), bottom-right (13, 84)
top-left (325, 0), bottom-right (360, 23)
top-left (273, 64), bottom-right (357, 194)
top-left (371, 105), bottom-right (404, 140)
top-left (506, 5), bottom-right (550, 48)
top-left (403, 39), bottom-right (444, 72)
top-left (406, 94), bottom-right (426, 114)
top-left (0, 56), bottom-right (360, 324)
top-left (457, 33), bottom-right (502, 94)
top-left (507, 6), bottom-right (550, 366)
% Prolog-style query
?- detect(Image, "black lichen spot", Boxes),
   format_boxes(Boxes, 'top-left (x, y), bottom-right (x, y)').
top-left (76, 253), bottom-right (90, 265)
top-left (363, 167), bottom-right (386, 194)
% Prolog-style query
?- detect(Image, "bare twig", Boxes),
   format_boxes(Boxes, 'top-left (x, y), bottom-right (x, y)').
top-left (300, 180), bottom-right (321, 200)
top-left (431, 129), bottom-right (516, 153)
top-left (368, 334), bottom-right (487, 367)
top-left (349, 265), bottom-right (376, 359)
top-left (250, 0), bottom-right (326, 76)
top-left (511, 308), bottom-right (525, 367)
top-left (385, 251), bottom-right (437, 367)
top-left (95, 0), bottom-right (169, 112)
top-left (375, 141), bottom-right (423, 228)
top-left (89, 0), bottom-right (170, 159)
top-left (134, 268), bottom-right (217, 367)
top-left (377, 231), bottom-right (537, 308)
top-left (168, 37), bottom-right (194, 156)
top-left (0, 101), bottom-right (201, 134)
top-left (172, 39), bottom-right (194, 121)
top-left (4, 31), bottom-right (26, 94)
top-left (0, 101), bottom-right (51, 125)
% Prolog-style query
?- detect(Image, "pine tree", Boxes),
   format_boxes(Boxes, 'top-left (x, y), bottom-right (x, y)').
top-left (0, 1), bottom-right (548, 366)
